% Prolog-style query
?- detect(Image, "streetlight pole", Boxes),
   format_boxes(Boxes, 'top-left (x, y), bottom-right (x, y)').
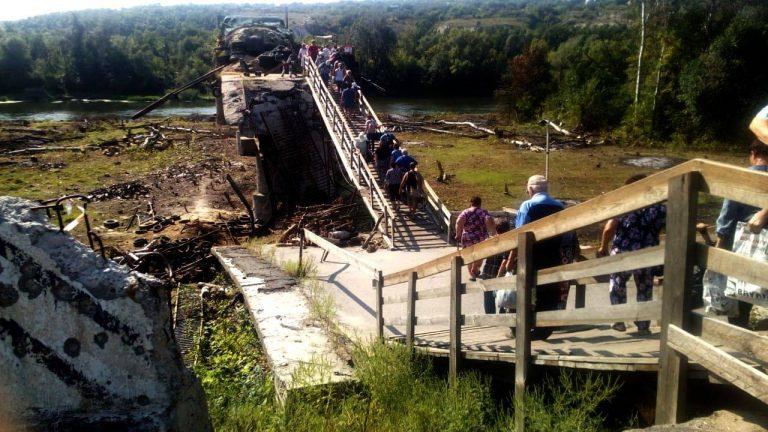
top-left (545, 122), bottom-right (550, 180)
top-left (539, 119), bottom-right (551, 179)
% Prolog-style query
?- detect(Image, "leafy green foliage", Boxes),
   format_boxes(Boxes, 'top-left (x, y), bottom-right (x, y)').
top-left (1, 0), bottom-right (766, 141)
top-left (196, 287), bottom-right (623, 431)
top-left (497, 39), bottom-right (552, 121)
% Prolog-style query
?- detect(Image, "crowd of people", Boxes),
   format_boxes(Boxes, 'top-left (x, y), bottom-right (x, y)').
top-left (451, 104), bottom-right (768, 340)
top-left (300, 40), bottom-right (427, 215)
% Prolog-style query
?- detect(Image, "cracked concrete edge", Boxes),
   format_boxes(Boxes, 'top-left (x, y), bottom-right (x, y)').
top-left (211, 246), bottom-right (354, 404)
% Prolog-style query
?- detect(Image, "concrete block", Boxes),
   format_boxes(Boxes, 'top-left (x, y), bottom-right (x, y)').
top-left (0, 197), bottom-right (211, 431)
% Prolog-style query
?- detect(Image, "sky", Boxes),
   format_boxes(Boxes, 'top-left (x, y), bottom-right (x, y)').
top-left (0, 0), bottom-right (340, 22)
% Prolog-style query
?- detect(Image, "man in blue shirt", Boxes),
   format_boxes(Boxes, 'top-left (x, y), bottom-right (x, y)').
top-left (394, 149), bottom-right (416, 170)
top-left (713, 141), bottom-right (768, 327)
top-left (514, 175), bottom-right (564, 229)
top-left (502, 175), bottom-right (565, 340)
top-left (390, 142), bottom-right (402, 166)
top-left (715, 140), bottom-right (768, 250)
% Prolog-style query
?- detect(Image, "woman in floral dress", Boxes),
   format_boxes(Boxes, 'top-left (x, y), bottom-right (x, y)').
top-left (455, 196), bottom-right (496, 280)
top-left (597, 174), bottom-right (666, 335)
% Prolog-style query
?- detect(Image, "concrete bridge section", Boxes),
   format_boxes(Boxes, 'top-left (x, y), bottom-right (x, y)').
top-left (219, 62), bottom-right (451, 250)
top-left (0, 197), bottom-right (210, 431)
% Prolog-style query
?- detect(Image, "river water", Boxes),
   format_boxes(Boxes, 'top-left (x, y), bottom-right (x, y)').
top-left (0, 96), bottom-right (496, 121)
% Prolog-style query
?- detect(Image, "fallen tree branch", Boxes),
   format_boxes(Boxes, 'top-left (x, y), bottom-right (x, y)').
top-left (437, 120), bottom-right (495, 135)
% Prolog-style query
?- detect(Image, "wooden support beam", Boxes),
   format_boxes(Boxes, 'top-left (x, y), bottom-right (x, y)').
top-left (302, 229), bottom-right (377, 273)
top-left (667, 325), bottom-right (768, 404)
top-left (698, 315), bottom-right (768, 366)
top-left (656, 172), bottom-right (700, 425)
top-left (406, 271), bottom-right (417, 351)
top-left (449, 255), bottom-right (464, 385)
top-left (376, 270), bottom-right (384, 340)
top-left (695, 243), bottom-right (768, 290)
top-left (515, 231), bottom-right (534, 432)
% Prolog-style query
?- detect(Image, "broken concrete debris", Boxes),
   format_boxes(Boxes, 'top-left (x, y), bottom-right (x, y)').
top-left (0, 196), bottom-right (211, 431)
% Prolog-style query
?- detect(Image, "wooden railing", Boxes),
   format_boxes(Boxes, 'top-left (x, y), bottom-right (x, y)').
top-left (304, 60), bottom-right (398, 247)
top-left (372, 159), bottom-right (768, 429)
top-left (300, 228), bottom-right (379, 276)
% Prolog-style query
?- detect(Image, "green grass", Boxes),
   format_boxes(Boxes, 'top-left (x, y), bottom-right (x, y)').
top-left (196, 282), bottom-right (624, 432)
top-left (282, 258), bottom-right (318, 280)
top-left (403, 131), bottom-right (746, 213)
top-left (0, 120), bottom-right (215, 200)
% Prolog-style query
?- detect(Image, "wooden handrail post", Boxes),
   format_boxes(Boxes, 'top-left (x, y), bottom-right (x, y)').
top-left (406, 271), bottom-right (417, 351)
top-left (515, 231), bottom-right (534, 432)
top-left (575, 283), bottom-right (586, 309)
top-left (655, 172), bottom-right (700, 425)
top-left (449, 255), bottom-right (464, 385)
top-left (383, 211), bottom-right (389, 241)
top-left (298, 229), bottom-right (305, 272)
top-left (376, 270), bottom-right (384, 340)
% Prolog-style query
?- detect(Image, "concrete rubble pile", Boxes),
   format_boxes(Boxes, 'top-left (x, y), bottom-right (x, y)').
top-left (0, 196), bottom-right (211, 431)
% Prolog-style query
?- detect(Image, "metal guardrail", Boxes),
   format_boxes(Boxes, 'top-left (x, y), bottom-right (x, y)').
top-left (356, 86), bottom-right (452, 242)
top-left (304, 60), bottom-right (397, 247)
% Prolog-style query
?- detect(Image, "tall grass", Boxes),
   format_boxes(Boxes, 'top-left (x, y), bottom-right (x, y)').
top-left (194, 290), bottom-right (622, 432)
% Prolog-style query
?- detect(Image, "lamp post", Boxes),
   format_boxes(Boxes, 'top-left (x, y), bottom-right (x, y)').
top-left (538, 119), bottom-right (551, 179)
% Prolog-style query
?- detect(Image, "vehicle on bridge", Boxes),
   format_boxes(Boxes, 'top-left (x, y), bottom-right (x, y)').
top-left (215, 15), bottom-right (296, 72)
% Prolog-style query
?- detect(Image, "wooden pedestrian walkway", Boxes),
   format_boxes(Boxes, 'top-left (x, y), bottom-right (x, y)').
top-left (305, 61), bottom-right (451, 250)
top-left (370, 159), bottom-right (768, 427)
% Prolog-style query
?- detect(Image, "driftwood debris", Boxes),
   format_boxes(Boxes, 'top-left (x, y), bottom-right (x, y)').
top-left (385, 114), bottom-right (491, 139)
top-left (437, 120), bottom-right (495, 135)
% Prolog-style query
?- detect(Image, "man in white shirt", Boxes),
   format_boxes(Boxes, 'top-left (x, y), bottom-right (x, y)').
top-left (298, 44), bottom-right (308, 70)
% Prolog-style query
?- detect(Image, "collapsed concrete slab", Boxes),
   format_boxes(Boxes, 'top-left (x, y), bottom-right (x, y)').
top-left (212, 245), bottom-right (353, 402)
top-left (0, 197), bottom-right (211, 431)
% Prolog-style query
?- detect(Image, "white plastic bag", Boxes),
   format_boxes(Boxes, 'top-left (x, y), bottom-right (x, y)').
top-left (725, 222), bottom-right (768, 306)
top-left (495, 271), bottom-right (516, 311)
top-left (702, 269), bottom-right (738, 316)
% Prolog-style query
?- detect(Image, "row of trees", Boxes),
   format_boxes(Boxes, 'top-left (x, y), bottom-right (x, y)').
top-left (338, 0), bottom-right (768, 143)
top-left (1, 0), bottom-right (767, 143)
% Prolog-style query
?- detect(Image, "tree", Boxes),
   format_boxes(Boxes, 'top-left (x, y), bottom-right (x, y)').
top-left (0, 37), bottom-right (33, 93)
top-left (496, 39), bottom-right (551, 121)
top-left (347, 16), bottom-right (397, 86)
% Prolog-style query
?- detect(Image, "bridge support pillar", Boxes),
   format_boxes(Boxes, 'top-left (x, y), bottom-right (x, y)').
top-left (656, 172), bottom-right (700, 425)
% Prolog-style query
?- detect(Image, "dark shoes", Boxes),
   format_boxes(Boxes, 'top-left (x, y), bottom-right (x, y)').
top-left (612, 322), bottom-right (627, 332)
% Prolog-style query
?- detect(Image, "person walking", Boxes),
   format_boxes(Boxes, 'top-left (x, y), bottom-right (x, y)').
top-left (710, 140), bottom-right (768, 327)
top-left (502, 175), bottom-right (565, 340)
top-left (341, 83), bottom-right (360, 116)
top-left (597, 174), bottom-right (665, 336)
top-left (399, 162), bottom-right (424, 214)
top-left (480, 219), bottom-right (511, 313)
top-left (389, 142), bottom-right (402, 167)
top-left (455, 196), bottom-right (496, 281)
top-left (298, 43), bottom-right (308, 71)
top-left (364, 114), bottom-right (380, 160)
top-left (318, 59), bottom-right (332, 84)
top-left (375, 137), bottom-right (392, 181)
top-left (333, 64), bottom-right (345, 93)
top-left (308, 40), bottom-right (319, 62)
top-left (395, 149), bottom-right (416, 171)
top-left (384, 162), bottom-right (404, 211)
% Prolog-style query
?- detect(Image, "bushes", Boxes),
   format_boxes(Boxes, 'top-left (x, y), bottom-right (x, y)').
top-left (195, 291), bottom-right (624, 432)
